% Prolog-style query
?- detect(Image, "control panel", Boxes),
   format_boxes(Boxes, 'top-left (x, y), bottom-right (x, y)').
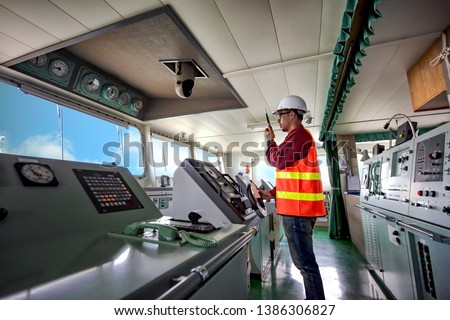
top-left (0, 153), bottom-right (161, 298)
top-left (171, 159), bottom-right (257, 227)
top-left (409, 122), bottom-right (450, 228)
top-left (360, 121), bottom-right (450, 228)
top-left (379, 141), bottom-right (414, 213)
top-left (73, 168), bottom-right (143, 213)
top-left (0, 154), bottom-right (160, 244)
top-left (360, 153), bottom-right (384, 205)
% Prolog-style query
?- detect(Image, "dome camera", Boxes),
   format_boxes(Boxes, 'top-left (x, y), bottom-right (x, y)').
top-left (175, 62), bottom-right (195, 98)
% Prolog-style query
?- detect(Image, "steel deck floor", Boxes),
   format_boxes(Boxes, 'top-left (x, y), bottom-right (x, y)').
top-left (248, 225), bottom-right (379, 300)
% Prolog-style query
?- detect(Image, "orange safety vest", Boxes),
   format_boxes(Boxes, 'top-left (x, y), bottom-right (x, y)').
top-left (275, 130), bottom-right (326, 217)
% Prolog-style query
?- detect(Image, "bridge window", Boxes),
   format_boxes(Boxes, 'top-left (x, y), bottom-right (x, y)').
top-left (150, 134), bottom-right (191, 180)
top-left (0, 81), bottom-right (143, 176)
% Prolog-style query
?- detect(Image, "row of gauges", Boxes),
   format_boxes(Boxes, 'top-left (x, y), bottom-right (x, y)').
top-left (80, 73), bottom-right (143, 112)
top-left (19, 53), bottom-right (75, 87)
top-left (27, 54), bottom-right (69, 78)
top-left (13, 52), bottom-right (144, 117)
top-left (75, 66), bottom-right (143, 116)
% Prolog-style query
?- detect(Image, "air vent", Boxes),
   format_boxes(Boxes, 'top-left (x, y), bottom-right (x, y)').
top-left (418, 242), bottom-right (436, 299)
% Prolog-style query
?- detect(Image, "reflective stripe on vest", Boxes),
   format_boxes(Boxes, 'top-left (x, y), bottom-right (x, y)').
top-left (276, 190), bottom-right (324, 201)
top-left (276, 171), bottom-right (321, 180)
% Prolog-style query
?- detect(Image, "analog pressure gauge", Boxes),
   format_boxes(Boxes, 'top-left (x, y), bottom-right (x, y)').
top-left (14, 162), bottom-right (59, 186)
top-left (27, 55), bottom-right (48, 68)
top-left (102, 84), bottom-right (120, 101)
top-left (49, 59), bottom-right (69, 78)
top-left (118, 92), bottom-right (131, 106)
top-left (81, 73), bottom-right (101, 94)
top-left (131, 99), bottom-right (143, 112)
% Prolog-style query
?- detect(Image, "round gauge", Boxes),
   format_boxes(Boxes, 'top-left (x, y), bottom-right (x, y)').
top-left (131, 99), bottom-right (143, 112)
top-left (102, 84), bottom-right (119, 101)
top-left (14, 162), bottom-right (59, 186)
top-left (49, 59), bottom-right (69, 78)
top-left (81, 73), bottom-right (101, 94)
top-left (118, 92), bottom-right (131, 106)
top-left (27, 55), bottom-right (48, 68)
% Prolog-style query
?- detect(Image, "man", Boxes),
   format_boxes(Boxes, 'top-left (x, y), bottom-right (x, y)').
top-left (259, 95), bottom-right (326, 300)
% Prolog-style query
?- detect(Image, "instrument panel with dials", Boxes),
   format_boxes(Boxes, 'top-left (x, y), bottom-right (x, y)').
top-left (11, 50), bottom-right (145, 119)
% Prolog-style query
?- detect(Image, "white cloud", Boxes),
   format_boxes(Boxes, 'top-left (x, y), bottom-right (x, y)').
top-left (12, 133), bottom-right (76, 161)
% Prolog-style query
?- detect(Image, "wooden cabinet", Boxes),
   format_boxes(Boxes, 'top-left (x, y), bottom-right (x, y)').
top-left (407, 27), bottom-right (450, 112)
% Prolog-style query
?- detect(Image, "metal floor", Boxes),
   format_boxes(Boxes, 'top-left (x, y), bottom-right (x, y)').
top-left (248, 225), bottom-right (381, 300)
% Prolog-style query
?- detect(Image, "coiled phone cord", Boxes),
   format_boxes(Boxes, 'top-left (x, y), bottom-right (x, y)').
top-left (178, 230), bottom-right (218, 248)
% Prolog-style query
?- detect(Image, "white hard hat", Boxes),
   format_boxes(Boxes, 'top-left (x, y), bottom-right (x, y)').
top-left (272, 95), bottom-right (308, 115)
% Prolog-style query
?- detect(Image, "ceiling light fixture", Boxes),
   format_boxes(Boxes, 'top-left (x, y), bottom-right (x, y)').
top-left (247, 121), bottom-right (274, 130)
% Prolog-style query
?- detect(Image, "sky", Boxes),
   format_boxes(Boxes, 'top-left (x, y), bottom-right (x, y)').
top-left (0, 81), bottom-right (142, 175)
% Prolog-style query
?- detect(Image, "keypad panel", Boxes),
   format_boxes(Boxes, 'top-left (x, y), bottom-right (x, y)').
top-left (73, 169), bottom-right (143, 213)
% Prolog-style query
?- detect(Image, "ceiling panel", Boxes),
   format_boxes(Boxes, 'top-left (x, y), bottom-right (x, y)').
top-left (164, 0), bottom-right (247, 74)
top-left (369, 0), bottom-right (426, 44)
top-left (373, 82), bottom-right (413, 120)
top-left (253, 68), bottom-right (289, 113)
top-left (314, 57), bottom-right (335, 126)
top-left (225, 109), bottom-right (258, 129)
top-left (0, 33), bottom-right (31, 61)
top-left (208, 109), bottom-right (253, 133)
top-left (0, 5), bottom-right (58, 49)
top-left (226, 74), bottom-right (264, 122)
top-left (149, 117), bottom-right (194, 138)
top-left (320, 0), bottom-right (347, 52)
top-left (406, 0), bottom-right (450, 36)
top-left (284, 61), bottom-right (318, 110)
top-left (106, 0), bottom-right (161, 18)
top-left (200, 114), bottom-right (244, 137)
top-left (271, 0), bottom-right (322, 60)
top-left (351, 63), bottom-right (409, 123)
top-left (338, 45), bottom-right (398, 123)
top-left (0, 51), bottom-right (11, 63)
top-left (215, 0), bottom-right (281, 68)
top-left (0, 0), bottom-right (89, 40)
top-left (50, 0), bottom-right (123, 30)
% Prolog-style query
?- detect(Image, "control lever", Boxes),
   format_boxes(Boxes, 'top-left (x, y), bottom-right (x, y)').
top-left (188, 211), bottom-right (202, 224)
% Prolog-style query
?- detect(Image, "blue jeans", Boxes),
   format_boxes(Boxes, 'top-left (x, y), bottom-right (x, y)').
top-left (282, 216), bottom-right (325, 300)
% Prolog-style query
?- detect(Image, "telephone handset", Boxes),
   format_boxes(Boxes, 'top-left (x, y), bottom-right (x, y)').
top-left (121, 222), bottom-right (218, 248)
top-left (124, 222), bottom-right (179, 241)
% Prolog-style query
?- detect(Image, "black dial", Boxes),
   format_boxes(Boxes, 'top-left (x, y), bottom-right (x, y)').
top-left (14, 162), bottom-right (59, 186)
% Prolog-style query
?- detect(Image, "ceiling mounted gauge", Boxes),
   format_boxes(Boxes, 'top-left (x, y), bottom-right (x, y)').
top-left (14, 162), bottom-right (59, 186)
top-left (81, 73), bottom-right (101, 94)
top-left (101, 84), bottom-right (120, 101)
top-left (49, 59), bottom-right (69, 78)
top-left (118, 92), bottom-right (131, 106)
top-left (131, 99), bottom-right (143, 112)
top-left (27, 55), bottom-right (48, 68)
